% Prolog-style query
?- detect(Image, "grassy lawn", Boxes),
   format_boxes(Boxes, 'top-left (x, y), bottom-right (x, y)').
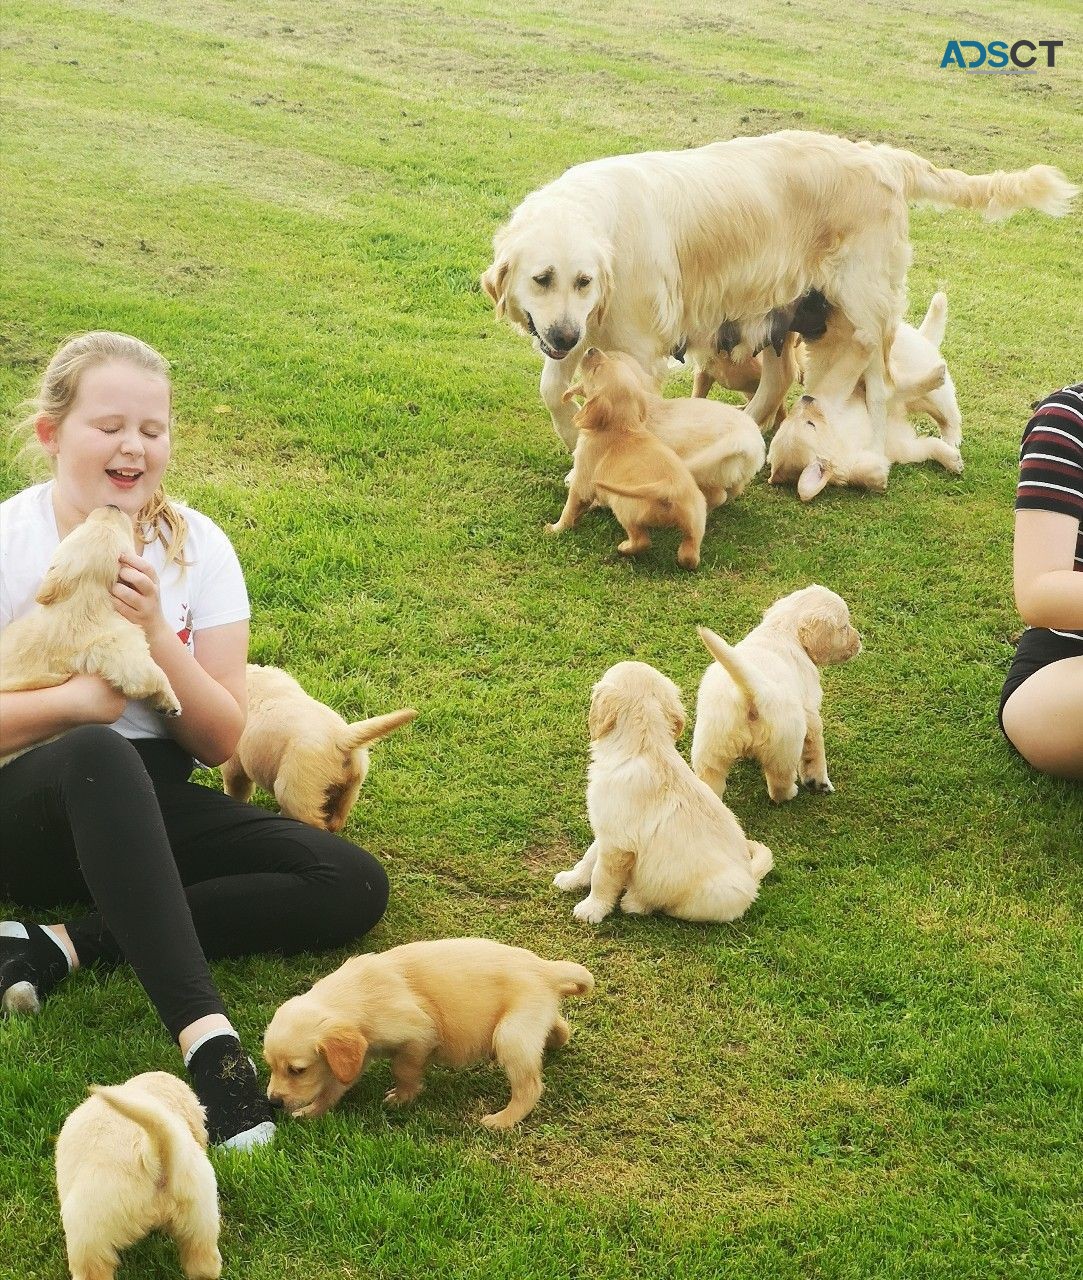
top-left (2, 0), bottom-right (1081, 1276)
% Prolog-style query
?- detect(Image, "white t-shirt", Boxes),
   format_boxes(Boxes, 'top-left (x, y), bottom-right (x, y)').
top-left (0, 481), bottom-right (249, 740)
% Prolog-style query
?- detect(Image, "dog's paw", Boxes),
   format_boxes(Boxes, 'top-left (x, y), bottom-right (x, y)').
top-left (802, 776), bottom-right (835, 795)
top-left (479, 1109), bottom-right (517, 1131)
top-left (946, 448), bottom-right (964, 475)
top-left (544, 522), bottom-right (563, 535)
top-left (553, 869), bottom-right (587, 892)
top-left (768, 781), bottom-right (800, 803)
top-left (573, 897), bottom-right (610, 924)
top-left (619, 894), bottom-right (648, 915)
top-left (384, 1085), bottom-right (421, 1108)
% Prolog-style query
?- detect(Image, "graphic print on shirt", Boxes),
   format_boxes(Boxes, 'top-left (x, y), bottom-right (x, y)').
top-left (177, 602), bottom-right (193, 647)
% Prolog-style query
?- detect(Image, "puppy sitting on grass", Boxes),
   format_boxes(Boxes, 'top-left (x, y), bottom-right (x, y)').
top-left (692, 585), bottom-right (862, 802)
top-left (221, 663), bottom-right (416, 831)
top-left (55, 1071), bottom-right (221, 1280)
top-left (546, 347), bottom-right (707, 569)
top-left (0, 506), bottom-right (180, 767)
top-left (263, 937), bottom-right (593, 1130)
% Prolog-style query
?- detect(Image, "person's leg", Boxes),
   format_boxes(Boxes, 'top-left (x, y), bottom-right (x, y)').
top-left (1001, 655), bottom-right (1083, 780)
top-left (0, 728), bottom-right (273, 1147)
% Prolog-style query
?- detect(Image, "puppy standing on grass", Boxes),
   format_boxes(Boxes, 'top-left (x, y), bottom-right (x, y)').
top-left (692, 586), bottom-right (862, 803)
top-left (554, 661), bottom-right (773, 925)
top-left (221, 663), bottom-right (416, 831)
top-left (263, 937), bottom-right (593, 1130)
top-left (0, 506), bottom-right (180, 767)
top-left (55, 1071), bottom-right (221, 1280)
top-left (546, 347), bottom-right (707, 569)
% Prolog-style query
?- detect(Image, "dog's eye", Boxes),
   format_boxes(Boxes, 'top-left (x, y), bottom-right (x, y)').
top-left (575, 275), bottom-right (593, 290)
top-left (286, 1065), bottom-right (307, 1077)
top-left (805, 420), bottom-right (817, 430)
top-left (531, 271), bottom-right (553, 288)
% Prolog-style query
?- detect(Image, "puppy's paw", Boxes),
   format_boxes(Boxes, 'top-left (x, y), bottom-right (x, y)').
top-left (573, 896), bottom-right (610, 924)
top-left (767, 781), bottom-right (800, 803)
top-left (544, 522), bottom-right (564, 535)
top-left (384, 1085), bottom-right (421, 1107)
top-left (803, 776), bottom-right (835, 795)
top-left (619, 894), bottom-right (648, 915)
top-left (479, 1109), bottom-right (517, 1131)
top-left (946, 448), bottom-right (964, 475)
top-left (553, 869), bottom-right (588, 892)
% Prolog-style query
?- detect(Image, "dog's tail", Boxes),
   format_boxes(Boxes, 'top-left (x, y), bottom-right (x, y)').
top-left (594, 477), bottom-right (674, 503)
top-left (696, 626), bottom-right (760, 719)
top-left (547, 961), bottom-right (595, 998)
top-left (342, 708), bottom-right (417, 753)
top-left (887, 147), bottom-right (1078, 220)
top-left (91, 1084), bottom-right (194, 1184)
top-left (917, 291), bottom-right (948, 349)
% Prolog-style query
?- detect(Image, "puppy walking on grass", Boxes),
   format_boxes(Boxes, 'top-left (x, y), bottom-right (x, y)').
top-left (263, 937), bottom-right (593, 1130)
top-left (55, 1071), bottom-right (221, 1280)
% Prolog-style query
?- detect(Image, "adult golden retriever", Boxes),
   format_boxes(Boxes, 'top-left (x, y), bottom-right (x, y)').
top-left (482, 129), bottom-right (1076, 451)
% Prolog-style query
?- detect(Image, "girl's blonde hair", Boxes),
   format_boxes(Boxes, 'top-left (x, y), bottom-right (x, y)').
top-left (13, 331), bottom-right (189, 566)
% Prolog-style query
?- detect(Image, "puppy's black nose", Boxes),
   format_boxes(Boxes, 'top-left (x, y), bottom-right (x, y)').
top-left (267, 1095), bottom-right (285, 1111)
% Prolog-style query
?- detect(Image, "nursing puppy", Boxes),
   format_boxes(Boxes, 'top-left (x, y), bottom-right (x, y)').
top-left (221, 664), bottom-right (416, 831)
top-left (547, 347), bottom-right (707, 568)
top-left (0, 506), bottom-right (180, 767)
top-left (567, 352), bottom-right (766, 509)
top-left (768, 292), bottom-right (963, 499)
top-left (482, 129), bottom-right (1075, 451)
top-left (263, 938), bottom-right (593, 1130)
top-left (554, 661), bottom-right (773, 924)
top-left (692, 586), bottom-right (862, 803)
top-left (55, 1071), bottom-right (221, 1280)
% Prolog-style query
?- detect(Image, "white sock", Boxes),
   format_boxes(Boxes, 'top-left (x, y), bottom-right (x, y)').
top-left (183, 1026), bottom-right (239, 1068)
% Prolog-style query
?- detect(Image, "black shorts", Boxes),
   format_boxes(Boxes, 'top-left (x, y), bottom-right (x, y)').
top-left (998, 627), bottom-right (1083, 733)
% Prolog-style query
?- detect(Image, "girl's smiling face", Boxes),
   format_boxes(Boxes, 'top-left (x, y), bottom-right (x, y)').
top-left (37, 359), bottom-right (172, 535)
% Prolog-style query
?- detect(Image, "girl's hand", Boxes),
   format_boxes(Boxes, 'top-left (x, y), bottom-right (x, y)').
top-left (112, 552), bottom-right (169, 640)
top-left (68, 673), bottom-right (128, 725)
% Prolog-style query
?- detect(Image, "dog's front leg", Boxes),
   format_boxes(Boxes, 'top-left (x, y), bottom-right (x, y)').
top-left (385, 1044), bottom-right (429, 1106)
top-left (83, 634), bottom-right (181, 716)
top-left (573, 846), bottom-right (633, 924)
top-left (541, 356), bottom-right (581, 452)
top-left (553, 840), bottom-right (599, 892)
top-left (800, 708), bottom-right (834, 794)
top-left (546, 487), bottom-right (591, 534)
top-left (743, 346), bottom-right (793, 429)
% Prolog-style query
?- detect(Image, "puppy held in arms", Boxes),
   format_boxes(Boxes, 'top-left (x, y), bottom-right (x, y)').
top-left (546, 347), bottom-right (707, 569)
top-left (221, 664), bottom-right (416, 831)
top-left (0, 506), bottom-right (180, 767)
top-left (692, 586), bottom-right (862, 803)
top-left (263, 937), bottom-right (593, 1130)
top-left (554, 661), bottom-right (774, 925)
top-left (55, 1071), bottom-right (221, 1280)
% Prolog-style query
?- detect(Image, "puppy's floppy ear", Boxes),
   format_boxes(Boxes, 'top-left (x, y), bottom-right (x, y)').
top-left (797, 458), bottom-right (833, 503)
top-left (35, 559), bottom-right (78, 606)
top-left (658, 684), bottom-right (686, 740)
top-left (481, 258), bottom-right (510, 318)
top-left (319, 1026), bottom-right (368, 1086)
top-left (588, 684), bottom-right (621, 740)
top-left (797, 611), bottom-right (843, 667)
top-left (562, 384), bottom-right (586, 404)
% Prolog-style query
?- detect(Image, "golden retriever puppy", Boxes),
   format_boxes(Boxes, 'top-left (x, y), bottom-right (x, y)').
top-left (767, 292), bottom-right (963, 499)
top-left (263, 938), bottom-right (593, 1130)
top-left (55, 1071), bottom-right (221, 1280)
top-left (221, 664), bottom-right (416, 832)
top-left (0, 506), bottom-right (180, 767)
top-left (546, 348), bottom-right (707, 568)
top-left (580, 352), bottom-right (766, 508)
top-left (691, 586), bottom-right (862, 803)
top-left (553, 661), bottom-right (773, 925)
top-left (482, 129), bottom-right (1074, 451)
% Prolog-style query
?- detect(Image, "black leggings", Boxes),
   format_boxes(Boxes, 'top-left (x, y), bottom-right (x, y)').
top-left (0, 727), bottom-right (389, 1039)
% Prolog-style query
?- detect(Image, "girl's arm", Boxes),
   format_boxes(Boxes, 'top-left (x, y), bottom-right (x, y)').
top-left (114, 552), bottom-right (247, 766)
top-left (1013, 509), bottom-right (1083, 630)
top-left (0, 676), bottom-right (128, 756)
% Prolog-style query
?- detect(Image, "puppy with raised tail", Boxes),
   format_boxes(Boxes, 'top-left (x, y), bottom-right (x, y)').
top-left (692, 585), bottom-right (861, 803)
top-left (0, 506), bottom-right (181, 767)
top-left (55, 1071), bottom-right (221, 1280)
top-left (221, 663), bottom-right (416, 831)
top-left (554, 661), bottom-right (773, 925)
top-left (263, 937), bottom-right (593, 1130)
top-left (546, 347), bottom-right (707, 569)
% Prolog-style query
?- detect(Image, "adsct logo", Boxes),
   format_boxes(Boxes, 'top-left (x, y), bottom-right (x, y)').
top-left (940, 39), bottom-right (1063, 73)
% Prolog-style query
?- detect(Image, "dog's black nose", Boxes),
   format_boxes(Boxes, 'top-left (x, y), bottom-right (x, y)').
top-left (547, 323), bottom-right (580, 353)
top-left (267, 1095), bottom-right (285, 1111)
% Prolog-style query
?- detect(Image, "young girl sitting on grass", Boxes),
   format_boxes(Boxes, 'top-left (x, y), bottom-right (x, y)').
top-left (999, 382), bottom-right (1083, 780)
top-left (0, 332), bottom-right (390, 1149)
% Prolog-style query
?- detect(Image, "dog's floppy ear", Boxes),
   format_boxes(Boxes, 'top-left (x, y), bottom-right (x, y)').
top-left (561, 384), bottom-right (586, 404)
top-left (319, 1026), bottom-right (368, 1086)
top-left (35, 558), bottom-right (78, 606)
top-left (481, 258), bottom-right (510, 318)
top-left (588, 683), bottom-right (621, 740)
top-left (797, 611), bottom-right (842, 667)
top-left (592, 242), bottom-right (615, 327)
top-left (797, 458), bottom-right (833, 502)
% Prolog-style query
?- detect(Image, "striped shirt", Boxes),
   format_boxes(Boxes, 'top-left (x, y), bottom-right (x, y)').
top-left (1016, 382), bottom-right (1083, 641)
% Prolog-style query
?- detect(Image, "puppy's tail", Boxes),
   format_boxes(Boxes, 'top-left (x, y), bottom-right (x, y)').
top-left (91, 1084), bottom-right (195, 1184)
top-left (342, 707), bottom-right (417, 752)
top-left (917, 291), bottom-right (948, 349)
top-left (696, 626), bottom-right (760, 720)
top-left (547, 961), bottom-right (595, 998)
top-left (888, 147), bottom-right (1078, 220)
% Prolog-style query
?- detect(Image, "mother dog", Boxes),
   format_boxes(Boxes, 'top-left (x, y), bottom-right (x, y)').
top-left (482, 129), bottom-right (1075, 451)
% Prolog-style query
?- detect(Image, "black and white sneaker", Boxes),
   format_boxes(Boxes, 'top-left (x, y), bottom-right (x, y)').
top-left (185, 1031), bottom-right (276, 1151)
top-left (0, 922), bottom-right (70, 1015)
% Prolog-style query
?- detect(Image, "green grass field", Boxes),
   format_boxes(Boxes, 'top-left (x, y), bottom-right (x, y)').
top-left (2, 1), bottom-right (1081, 1276)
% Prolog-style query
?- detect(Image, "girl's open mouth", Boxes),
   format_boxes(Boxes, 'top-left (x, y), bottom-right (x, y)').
top-left (106, 468), bottom-right (143, 489)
